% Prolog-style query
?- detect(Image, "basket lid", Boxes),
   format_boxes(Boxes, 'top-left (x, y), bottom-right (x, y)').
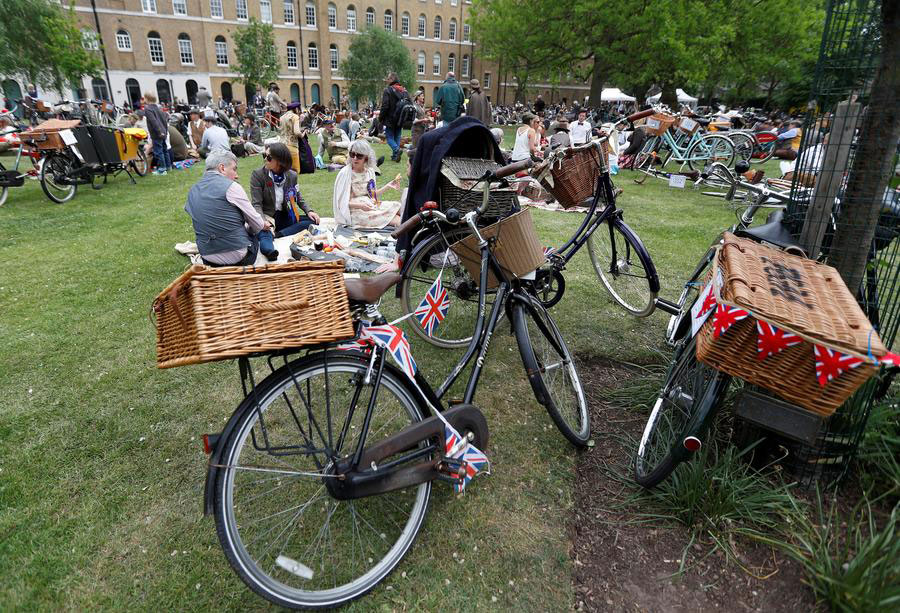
top-left (441, 157), bottom-right (501, 180)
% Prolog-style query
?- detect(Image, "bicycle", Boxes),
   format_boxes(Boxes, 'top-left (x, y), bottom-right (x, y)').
top-left (200, 159), bottom-right (589, 608)
top-left (0, 103), bottom-right (43, 207)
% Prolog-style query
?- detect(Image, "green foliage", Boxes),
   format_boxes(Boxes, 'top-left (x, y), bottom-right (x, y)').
top-left (0, 0), bottom-right (101, 92)
top-left (339, 26), bottom-right (416, 105)
top-left (231, 18), bottom-right (280, 91)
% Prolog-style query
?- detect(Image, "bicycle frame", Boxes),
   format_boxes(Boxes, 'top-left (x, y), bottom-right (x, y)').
top-left (546, 173), bottom-right (621, 266)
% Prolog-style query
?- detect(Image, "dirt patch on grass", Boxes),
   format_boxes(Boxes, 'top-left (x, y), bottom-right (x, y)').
top-left (573, 358), bottom-right (818, 612)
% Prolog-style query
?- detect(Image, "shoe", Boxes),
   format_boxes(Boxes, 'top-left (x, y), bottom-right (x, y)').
top-left (154, 169), bottom-right (167, 176)
top-left (376, 155), bottom-right (385, 167)
top-left (264, 249), bottom-right (279, 262)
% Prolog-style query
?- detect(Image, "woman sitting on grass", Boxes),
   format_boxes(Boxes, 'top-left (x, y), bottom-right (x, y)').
top-left (332, 140), bottom-right (402, 230)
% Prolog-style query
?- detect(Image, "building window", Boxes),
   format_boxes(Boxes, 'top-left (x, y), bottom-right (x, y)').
top-left (141, 0), bottom-right (156, 13)
top-left (81, 29), bottom-right (99, 51)
top-left (210, 0), bottom-right (223, 18)
top-left (462, 54), bottom-right (469, 77)
top-left (260, 0), bottom-right (272, 22)
top-left (305, 1), bottom-right (315, 25)
top-left (147, 32), bottom-right (164, 64)
top-left (432, 52), bottom-right (440, 76)
top-left (307, 43), bottom-right (318, 69)
top-left (328, 3), bottom-right (336, 29)
top-left (287, 41), bottom-right (297, 68)
top-left (236, 0), bottom-right (248, 19)
top-left (448, 18), bottom-right (456, 40)
top-left (463, 24), bottom-right (470, 41)
top-left (283, 0), bottom-right (294, 24)
top-left (215, 36), bottom-right (228, 65)
top-left (435, 0), bottom-right (441, 4)
top-left (116, 29), bottom-right (132, 51)
top-left (172, 0), bottom-right (186, 15)
top-left (178, 33), bottom-right (194, 65)
top-left (346, 6), bottom-right (356, 31)
top-left (400, 12), bottom-right (409, 36)
top-left (450, 0), bottom-right (456, 4)
top-left (483, 72), bottom-right (491, 89)
top-left (383, 9), bottom-right (392, 31)
top-left (417, 14), bottom-right (425, 38)
top-left (417, 51), bottom-right (425, 75)
top-left (447, 52), bottom-right (455, 73)
top-left (433, 16), bottom-right (441, 39)
top-left (365, 7), bottom-right (374, 27)
top-left (329, 44), bottom-right (339, 70)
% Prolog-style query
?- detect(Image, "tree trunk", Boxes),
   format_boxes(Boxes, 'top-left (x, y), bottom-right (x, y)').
top-left (763, 77), bottom-right (779, 110)
top-left (829, 1), bottom-right (900, 294)
top-left (660, 83), bottom-right (677, 109)
top-left (588, 54), bottom-right (604, 106)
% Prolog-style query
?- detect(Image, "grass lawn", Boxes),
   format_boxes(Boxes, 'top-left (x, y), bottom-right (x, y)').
top-left (0, 135), bottom-right (786, 610)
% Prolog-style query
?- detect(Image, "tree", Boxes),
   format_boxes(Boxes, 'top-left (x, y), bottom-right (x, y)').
top-left (340, 27), bottom-right (416, 105)
top-left (232, 18), bottom-right (280, 92)
top-left (0, 0), bottom-right (101, 93)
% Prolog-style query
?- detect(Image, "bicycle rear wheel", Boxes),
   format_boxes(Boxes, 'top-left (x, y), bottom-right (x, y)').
top-left (40, 152), bottom-right (77, 204)
top-left (586, 218), bottom-right (658, 317)
top-left (729, 132), bottom-right (754, 164)
top-left (214, 353), bottom-right (431, 610)
top-left (687, 135), bottom-right (734, 171)
top-left (513, 293), bottom-right (590, 447)
top-left (634, 335), bottom-right (729, 488)
top-left (632, 136), bottom-right (658, 185)
top-left (130, 149), bottom-right (149, 176)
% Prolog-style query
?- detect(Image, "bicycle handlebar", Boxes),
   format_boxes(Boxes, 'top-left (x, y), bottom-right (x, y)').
top-left (490, 158), bottom-right (533, 180)
top-left (391, 212), bottom-right (428, 239)
top-left (625, 109), bottom-right (655, 124)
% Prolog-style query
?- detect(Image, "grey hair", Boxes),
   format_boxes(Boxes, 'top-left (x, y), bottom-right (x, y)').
top-left (347, 139), bottom-right (377, 171)
top-left (206, 150), bottom-right (237, 171)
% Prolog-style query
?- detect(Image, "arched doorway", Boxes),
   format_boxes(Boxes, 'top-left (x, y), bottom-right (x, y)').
top-left (311, 83), bottom-right (320, 105)
top-left (186, 79), bottom-right (198, 105)
top-left (290, 83), bottom-right (300, 103)
top-left (331, 84), bottom-right (339, 106)
top-left (125, 78), bottom-right (141, 108)
top-left (221, 81), bottom-right (233, 102)
top-left (156, 79), bottom-right (172, 105)
top-left (2, 79), bottom-right (23, 118)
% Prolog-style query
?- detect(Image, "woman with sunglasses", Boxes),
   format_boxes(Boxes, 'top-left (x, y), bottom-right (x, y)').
top-left (332, 140), bottom-right (402, 229)
top-left (250, 143), bottom-right (321, 260)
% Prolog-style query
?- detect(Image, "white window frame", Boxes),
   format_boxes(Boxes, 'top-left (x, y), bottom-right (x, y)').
top-left (417, 51), bottom-right (425, 75)
top-left (401, 13), bottom-right (409, 36)
top-left (346, 8), bottom-right (356, 31)
top-left (148, 35), bottom-right (165, 65)
top-left (330, 45), bottom-right (339, 70)
top-left (365, 8), bottom-right (374, 27)
top-left (116, 30), bottom-right (132, 51)
top-left (283, 0), bottom-right (294, 24)
top-left (328, 4), bottom-right (337, 29)
top-left (384, 11), bottom-right (393, 31)
top-left (287, 43), bottom-right (297, 68)
top-left (483, 72), bottom-right (491, 89)
top-left (461, 54), bottom-right (469, 77)
top-left (141, 0), bottom-right (157, 13)
top-left (433, 16), bottom-right (441, 39)
top-left (432, 52), bottom-right (440, 76)
top-left (215, 39), bottom-right (228, 65)
top-left (236, 0), bottom-right (248, 19)
top-left (447, 53), bottom-right (455, 73)
top-left (463, 24), bottom-right (470, 41)
top-left (448, 19), bottom-right (456, 41)
top-left (450, 0), bottom-right (457, 5)
top-left (172, 0), bottom-right (187, 15)
top-left (305, 2), bottom-right (316, 25)
top-left (81, 29), bottom-right (99, 51)
top-left (178, 36), bottom-right (194, 65)
top-left (307, 44), bottom-right (318, 69)
top-left (417, 14), bottom-right (425, 38)
top-left (210, 0), bottom-right (223, 18)
top-left (260, 0), bottom-right (272, 23)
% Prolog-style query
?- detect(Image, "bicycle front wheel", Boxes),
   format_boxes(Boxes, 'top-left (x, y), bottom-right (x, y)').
top-left (687, 134), bottom-right (734, 171)
top-left (40, 152), bottom-right (77, 204)
top-left (513, 293), bottom-right (590, 447)
top-left (586, 219), bottom-right (658, 317)
top-left (214, 353), bottom-right (431, 610)
top-left (634, 336), bottom-right (729, 488)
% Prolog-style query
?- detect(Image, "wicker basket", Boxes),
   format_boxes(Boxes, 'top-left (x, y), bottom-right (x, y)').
top-left (19, 119), bottom-right (81, 151)
top-left (439, 157), bottom-right (519, 217)
top-left (451, 208), bottom-right (545, 288)
top-left (696, 234), bottom-right (884, 416)
top-left (643, 113), bottom-right (678, 136)
top-left (535, 142), bottom-right (608, 209)
top-left (153, 261), bottom-right (355, 368)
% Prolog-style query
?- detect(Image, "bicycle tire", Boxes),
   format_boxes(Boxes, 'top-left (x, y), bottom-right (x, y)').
top-left (750, 139), bottom-right (776, 164)
top-left (729, 132), bottom-right (754, 164)
top-left (0, 160), bottom-right (7, 207)
top-left (130, 149), bottom-right (149, 177)
top-left (513, 292), bottom-right (590, 447)
top-left (586, 218), bottom-right (659, 317)
top-left (399, 225), bottom-right (493, 348)
top-left (634, 335), bottom-right (729, 488)
top-left (632, 136), bottom-right (658, 184)
top-left (39, 152), bottom-right (77, 204)
top-left (214, 352), bottom-right (431, 610)
top-left (687, 135), bottom-right (734, 171)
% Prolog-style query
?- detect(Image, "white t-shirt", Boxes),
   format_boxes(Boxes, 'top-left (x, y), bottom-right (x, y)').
top-left (570, 119), bottom-right (592, 145)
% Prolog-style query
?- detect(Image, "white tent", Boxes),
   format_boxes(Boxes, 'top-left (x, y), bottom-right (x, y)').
top-left (647, 88), bottom-right (699, 108)
top-left (600, 88), bottom-right (636, 102)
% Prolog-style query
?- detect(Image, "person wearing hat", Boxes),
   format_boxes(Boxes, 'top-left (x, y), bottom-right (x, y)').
top-left (317, 119), bottom-right (350, 165)
top-left (187, 108), bottom-right (206, 153)
top-left (548, 115), bottom-right (571, 150)
top-left (276, 101), bottom-right (315, 173)
top-left (379, 71), bottom-right (411, 162)
top-left (266, 83), bottom-right (285, 119)
top-left (235, 114), bottom-right (263, 155)
top-left (465, 78), bottom-right (492, 126)
top-left (198, 111), bottom-right (230, 158)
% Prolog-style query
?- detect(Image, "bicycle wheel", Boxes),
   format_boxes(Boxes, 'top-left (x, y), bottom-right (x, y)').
top-left (632, 136), bottom-right (658, 185)
top-left (214, 353), bottom-right (431, 610)
top-left (40, 152), bottom-right (77, 204)
top-left (0, 160), bottom-right (7, 207)
top-left (130, 149), bottom-right (149, 177)
top-left (729, 132), bottom-right (754, 164)
top-left (586, 218), bottom-right (658, 317)
top-left (259, 117), bottom-right (274, 140)
top-left (513, 292), bottom-right (590, 446)
top-left (687, 134), bottom-right (734, 171)
top-left (399, 225), bottom-right (493, 348)
top-left (634, 335), bottom-right (729, 488)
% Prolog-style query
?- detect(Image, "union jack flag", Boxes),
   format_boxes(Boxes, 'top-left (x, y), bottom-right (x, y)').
top-left (543, 246), bottom-right (556, 259)
top-left (713, 304), bottom-right (750, 338)
top-left (756, 321), bottom-right (802, 360)
top-left (414, 276), bottom-right (450, 337)
top-left (814, 344), bottom-right (863, 387)
top-left (361, 324), bottom-right (418, 380)
top-left (336, 321), bottom-right (375, 352)
top-left (443, 423), bottom-right (489, 494)
top-left (880, 352), bottom-right (900, 367)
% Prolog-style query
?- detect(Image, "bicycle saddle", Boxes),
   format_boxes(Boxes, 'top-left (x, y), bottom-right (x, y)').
top-left (345, 272), bottom-right (401, 304)
top-left (734, 210), bottom-right (802, 252)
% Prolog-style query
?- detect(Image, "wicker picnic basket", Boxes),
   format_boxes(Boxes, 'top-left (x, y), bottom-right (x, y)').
top-left (643, 113), bottom-right (678, 136)
top-left (439, 157), bottom-right (519, 217)
top-left (153, 261), bottom-right (355, 369)
top-left (695, 233), bottom-right (885, 416)
top-left (535, 142), bottom-right (608, 209)
top-left (451, 208), bottom-right (545, 289)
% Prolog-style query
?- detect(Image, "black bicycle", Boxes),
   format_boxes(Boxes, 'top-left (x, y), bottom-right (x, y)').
top-left (202, 160), bottom-right (589, 609)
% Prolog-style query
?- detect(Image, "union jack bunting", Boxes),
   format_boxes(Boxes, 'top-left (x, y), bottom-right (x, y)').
top-left (443, 423), bottom-right (489, 494)
top-left (814, 344), bottom-right (863, 387)
top-left (756, 321), bottom-right (803, 360)
top-left (879, 352), bottom-right (900, 367)
top-left (690, 282), bottom-right (717, 338)
top-left (361, 324), bottom-right (418, 380)
top-left (414, 275), bottom-right (450, 337)
top-left (336, 320), bottom-right (375, 352)
top-left (543, 246), bottom-right (556, 259)
top-left (712, 304), bottom-right (750, 338)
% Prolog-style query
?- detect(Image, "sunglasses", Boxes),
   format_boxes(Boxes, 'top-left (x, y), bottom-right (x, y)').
top-left (349, 152), bottom-right (367, 160)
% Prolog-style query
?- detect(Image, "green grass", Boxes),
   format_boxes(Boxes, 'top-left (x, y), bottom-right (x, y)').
top-left (0, 134), bottom-right (836, 611)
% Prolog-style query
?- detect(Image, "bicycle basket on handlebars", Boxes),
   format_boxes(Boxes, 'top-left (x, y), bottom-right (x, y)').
top-left (439, 157), bottom-right (520, 217)
top-left (643, 113), bottom-right (677, 136)
top-left (533, 142), bottom-right (607, 209)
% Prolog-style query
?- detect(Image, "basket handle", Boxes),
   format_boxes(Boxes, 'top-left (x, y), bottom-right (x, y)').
top-left (250, 299), bottom-right (310, 312)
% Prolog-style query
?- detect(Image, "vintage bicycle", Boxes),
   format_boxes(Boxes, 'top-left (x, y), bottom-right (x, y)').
top-left (0, 104), bottom-right (42, 207)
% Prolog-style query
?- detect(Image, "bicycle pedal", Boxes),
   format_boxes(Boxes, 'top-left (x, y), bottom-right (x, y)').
top-left (438, 457), bottom-right (467, 478)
